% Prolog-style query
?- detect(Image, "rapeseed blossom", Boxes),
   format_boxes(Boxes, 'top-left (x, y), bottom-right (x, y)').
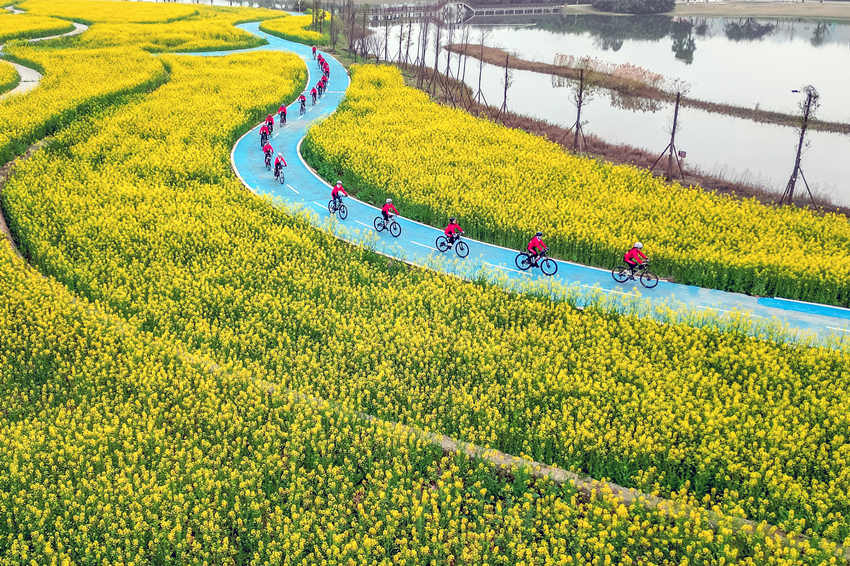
top-left (304, 65), bottom-right (850, 306)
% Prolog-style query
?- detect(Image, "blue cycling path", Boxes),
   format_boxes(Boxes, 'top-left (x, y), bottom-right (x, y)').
top-left (200, 22), bottom-right (850, 345)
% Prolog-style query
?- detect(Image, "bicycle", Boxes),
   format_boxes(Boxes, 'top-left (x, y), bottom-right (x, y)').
top-left (435, 234), bottom-right (469, 258)
top-left (275, 165), bottom-right (286, 185)
top-left (611, 262), bottom-right (658, 288)
top-left (299, 101), bottom-right (306, 116)
top-left (374, 214), bottom-right (401, 238)
top-left (515, 248), bottom-right (558, 276)
top-left (279, 111), bottom-right (286, 125)
top-left (259, 133), bottom-right (268, 148)
top-left (267, 121), bottom-right (274, 135)
top-left (264, 153), bottom-right (272, 171)
top-left (327, 197), bottom-right (348, 220)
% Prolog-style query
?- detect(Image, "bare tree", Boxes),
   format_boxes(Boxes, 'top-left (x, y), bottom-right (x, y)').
top-left (473, 28), bottom-right (490, 106)
top-left (496, 52), bottom-right (513, 122)
top-left (426, 18), bottom-right (443, 94)
top-left (781, 85), bottom-right (820, 205)
top-left (330, 0), bottom-right (338, 50)
top-left (416, 16), bottom-right (430, 88)
top-left (404, 16), bottom-right (413, 64)
top-left (383, 8), bottom-right (390, 61)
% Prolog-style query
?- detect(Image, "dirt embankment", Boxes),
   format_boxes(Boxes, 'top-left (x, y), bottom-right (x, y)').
top-left (445, 43), bottom-right (850, 135)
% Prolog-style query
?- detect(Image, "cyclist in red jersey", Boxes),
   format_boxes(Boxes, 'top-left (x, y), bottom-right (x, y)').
top-left (381, 198), bottom-right (398, 222)
top-left (259, 123), bottom-right (269, 145)
top-left (265, 113), bottom-right (274, 133)
top-left (331, 180), bottom-right (347, 207)
top-left (312, 45), bottom-right (317, 58)
top-left (298, 93), bottom-right (307, 114)
top-left (445, 217), bottom-right (463, 244)
top-left (262, 142), bottom-right (274, 169)
top-left (527, 231), bottom-right (547, 266)
top-left (278, 104), bottom-right (287, 125)
top-left (310, 86), bottom-right (317, 104)
top-left (274, 152), bottom-right (287, 179)
top-left (624, 242), bottom-right (647, 276)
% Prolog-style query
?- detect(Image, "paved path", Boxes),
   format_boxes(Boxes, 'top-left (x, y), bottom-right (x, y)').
top-left (217, 23), bottom-right (850, 345)
top-left (0, 9), bottom-right (88, 101)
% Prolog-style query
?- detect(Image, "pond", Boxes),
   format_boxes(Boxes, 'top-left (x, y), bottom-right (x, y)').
top-left (371, 13), bottom-right (850, 206)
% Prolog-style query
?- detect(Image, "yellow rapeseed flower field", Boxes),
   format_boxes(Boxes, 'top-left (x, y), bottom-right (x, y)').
top-left (0, 239), bottom-right (837, 564)
top-left (1, 1), bottom-right (849, 560)
top-left (0, 43), bottom-right (167, 163)
top-left (260, 13), bottom-right (330, 45)
top-left (303, 65), bottom-right (850, 306)
top-left (4, 48), bottom-right (850, 548)
top-left (75, 6), bottom-right (286, 52)
top-left (16, 0), bottom-right (199, 23)
top-left (0, 12), bottom-right (74, 41)
top-left (0, 60), bottom-right (18, 94)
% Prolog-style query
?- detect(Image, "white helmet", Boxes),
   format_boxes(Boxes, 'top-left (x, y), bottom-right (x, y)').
top-left (634, 242), bottom-right (643, 249)
top-left (336, 180), bottom-right (342, 185)
top-left (386, 198), bottom-right (392, 203)
top-left (277, 153), bottom-right (282, 158)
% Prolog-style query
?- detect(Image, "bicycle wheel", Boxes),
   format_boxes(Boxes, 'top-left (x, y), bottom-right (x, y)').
top-left (515, 253), bottom-right (531, 271)
top-left (338, 204), bottom-right (348, 220)
top-left (327, 200), bottom-right (335, 215)
top-left (540, 258), bottom-right (558, 276)
top-left (640, 270), bottom-right (659, 289)
top-left (278, 172), bottom-right (285, 184)
top-left (435, 236), bottom-right (449, 252)
top-left (373, 217), bottom-right (385, 232)
top-left (389, 221), bottom-right (401, 238)
top-left (611, 265), bottom-right (630, 283)
top-left (455, 241), bottom-right (469, 258)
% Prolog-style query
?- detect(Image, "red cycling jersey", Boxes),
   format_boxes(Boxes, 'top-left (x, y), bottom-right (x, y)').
top-left (298, 95), bottom-right (306, 103)
top-left (310, 87), bottom-right (317, 96)
top-left (260, 125), bottom-right (269, 135)
top-left (278, 105), bottom-right (286, 115)
top-left (527, 235), bottom-right (546, 253)
top-left (331, 185), bottom-right (347, 198)
top-left (266, 114), bottom-right (273, 124)
top-left (624, 247), bottom-right (647, 264)
top-left (445, 222), bottom-right (462, 236)
top-left (262, 143), bottom-right (273, 154)
top-left (274, 155), bottom-right (287, 167)
top-left (382, 203), bottom-right (399, 215)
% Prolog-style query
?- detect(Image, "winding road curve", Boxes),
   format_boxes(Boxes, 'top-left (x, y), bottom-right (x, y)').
top-left (217, 23), bottom-right (850, 345)
top-left (0, 6), bottom-right (88, 100)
